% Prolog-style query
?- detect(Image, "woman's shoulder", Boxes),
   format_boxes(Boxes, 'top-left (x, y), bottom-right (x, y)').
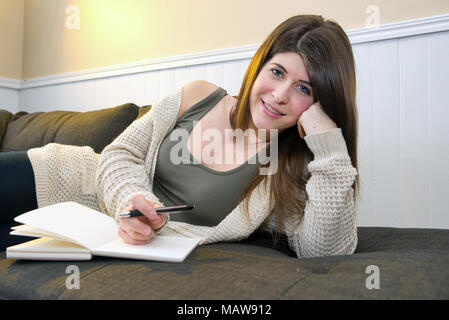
top-left (177, 80), bottom-right (220, 120)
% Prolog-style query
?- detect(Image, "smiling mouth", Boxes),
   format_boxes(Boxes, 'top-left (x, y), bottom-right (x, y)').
top-left (262, 99), bottom-right (285, 117)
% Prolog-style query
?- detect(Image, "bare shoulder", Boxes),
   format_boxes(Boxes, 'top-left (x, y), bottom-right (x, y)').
top-left (177, 80), bottom-right (219, 120)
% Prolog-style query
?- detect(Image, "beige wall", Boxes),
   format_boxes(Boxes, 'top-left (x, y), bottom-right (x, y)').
top-left (3, 0), bottom-right (449, 79)
top-left (0, 0), bottom-right (25, 80)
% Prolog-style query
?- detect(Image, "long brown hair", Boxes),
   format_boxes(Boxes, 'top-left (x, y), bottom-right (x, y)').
top-left (231, 15), bottom-right (359, 238)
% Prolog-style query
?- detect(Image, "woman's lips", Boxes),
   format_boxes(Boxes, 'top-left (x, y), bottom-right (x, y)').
top-left (261, 99), bottom-right (284, 119)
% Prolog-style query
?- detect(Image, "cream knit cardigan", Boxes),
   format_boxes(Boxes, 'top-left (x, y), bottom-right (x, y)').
top-left (27, 87), bottom-right (358, 258)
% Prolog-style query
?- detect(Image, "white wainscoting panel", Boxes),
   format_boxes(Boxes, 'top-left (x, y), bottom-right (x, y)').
top-left (354, 30), bottom-right (449, 229)
top-left (399, 34), bottom-right (431, 228)
top-left (372, 39), bottom-right (401, 228)
top-left (0, 86), bottom-right (19, 113)
top-left (1, 16), bottom-right (448, 229)
top-left (429, 31), bottom-right (449, 229)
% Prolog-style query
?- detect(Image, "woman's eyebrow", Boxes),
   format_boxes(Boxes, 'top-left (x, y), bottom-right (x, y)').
top-left (271, 62), bottom-right (289, 74)
top-left (271, 62), bottom-right (313, 87)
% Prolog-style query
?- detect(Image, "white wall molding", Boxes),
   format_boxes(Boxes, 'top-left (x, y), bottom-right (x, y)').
top-left (347, 13), bottom-right (449, 44)
top-left (1, 13), bottom-right (448, 91)
top-left (0, 77), bottom-right (22, 90)
top-left (20, 44), bottom-right (259, 90)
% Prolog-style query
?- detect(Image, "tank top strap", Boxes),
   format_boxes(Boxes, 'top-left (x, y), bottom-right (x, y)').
top-left (178, 87), bottom-right (228, 125)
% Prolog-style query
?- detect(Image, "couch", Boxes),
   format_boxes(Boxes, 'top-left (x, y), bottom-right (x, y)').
top-left (1, 104), bottom-right (448, 300)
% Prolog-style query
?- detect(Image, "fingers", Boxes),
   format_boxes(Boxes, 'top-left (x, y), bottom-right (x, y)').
top-left (299, 101), bottom-right (321, 122)
top-left (118, 194), bottom-right (168, 245)
top-left (132, 194), bottom-right (159, 219)
top-left (119, 216), bottom-right (154, 245)
top-left (152, 213), bottom-right (168, 230)
top-left (131, 194), bottom-right (167, 229)
top-left (297, 101), bottom-right (337, 138)
top-left (297, 121), bottom-right (306, 139)
top-left (119, 226), bottom-right (152, 245)
top-left (297, 101), bottom-right (319, 139)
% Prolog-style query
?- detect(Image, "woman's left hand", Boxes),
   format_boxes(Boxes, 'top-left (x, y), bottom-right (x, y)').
top-left (297, 101), bottom-right (337, 139)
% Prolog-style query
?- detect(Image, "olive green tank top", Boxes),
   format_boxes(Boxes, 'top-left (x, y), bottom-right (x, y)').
top-left (152, 87), bottom-right (263, 227)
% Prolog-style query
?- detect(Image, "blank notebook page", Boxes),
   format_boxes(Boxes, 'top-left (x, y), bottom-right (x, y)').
top-left (14, 202), bottom-right (118, 249)
top-left (93, 236), bottom-right (201, 262)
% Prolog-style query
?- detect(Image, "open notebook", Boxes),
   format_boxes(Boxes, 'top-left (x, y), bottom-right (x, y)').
top-left (6, 202), bottom-right (201, 263)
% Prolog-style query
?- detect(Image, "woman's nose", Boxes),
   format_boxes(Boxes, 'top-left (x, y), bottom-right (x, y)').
top-left (272, 83), bottom-right (290, 104)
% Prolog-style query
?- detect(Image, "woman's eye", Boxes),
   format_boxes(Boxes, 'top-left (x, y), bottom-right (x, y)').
top-left (271, 68), bottom-right (283, 78)
top-left (298, 85), bottom-right (310, 95)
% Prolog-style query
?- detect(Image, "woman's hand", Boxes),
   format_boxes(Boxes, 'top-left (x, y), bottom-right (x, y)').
top-left (118, 194), bottom-right (168, 245)
top-left (297, 101), bottom-right (337, 139)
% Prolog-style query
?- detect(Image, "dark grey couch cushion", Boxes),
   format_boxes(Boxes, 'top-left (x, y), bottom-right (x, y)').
top-left (0, 103), bottom-right (141, 154)
top-left (1, 227), bottom-right (448, 299)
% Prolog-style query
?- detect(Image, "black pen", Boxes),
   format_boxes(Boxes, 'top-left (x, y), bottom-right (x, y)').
top-left (118, 204), bottom-right (195, 218)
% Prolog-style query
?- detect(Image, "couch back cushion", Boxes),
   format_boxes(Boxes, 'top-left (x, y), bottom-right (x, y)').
top-left (0, 110), bottom-right (13, 147)
top-left (0, 103), bottom-right (141, 154)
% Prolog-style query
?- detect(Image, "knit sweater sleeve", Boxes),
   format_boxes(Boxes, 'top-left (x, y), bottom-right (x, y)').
top-left (95, 88), bottom-right (182, 219)
top-left (271, 128), bottom-right (358, 258)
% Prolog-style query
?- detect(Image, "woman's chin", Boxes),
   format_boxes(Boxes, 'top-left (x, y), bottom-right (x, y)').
top-left (251, 119), bottom-right (284, 132)
top-left (250, 115), bottom-right (274, 130)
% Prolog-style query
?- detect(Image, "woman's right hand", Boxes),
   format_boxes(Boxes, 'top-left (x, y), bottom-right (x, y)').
top-left (297, 101), bottom-right (337, 139)
top-left (118, 194), bottom-right (168, 245)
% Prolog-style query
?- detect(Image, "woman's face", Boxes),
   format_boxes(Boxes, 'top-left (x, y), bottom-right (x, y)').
top-left (249, 52), bottom-right (315, 133)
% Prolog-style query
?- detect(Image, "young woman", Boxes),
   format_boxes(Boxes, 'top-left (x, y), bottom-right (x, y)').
top-left (0, 15), bottom-right (358, 258)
